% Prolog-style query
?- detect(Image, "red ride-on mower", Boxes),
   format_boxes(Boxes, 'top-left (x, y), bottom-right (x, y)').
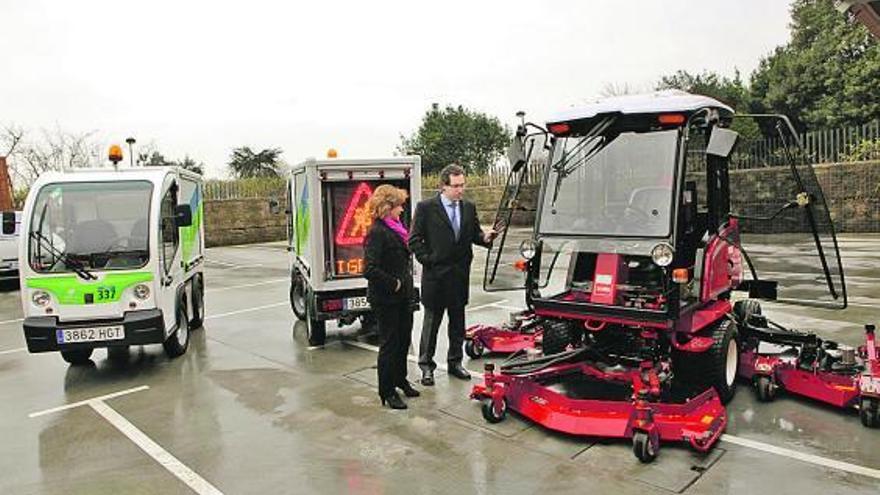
top-left (470, 91), bottom-right (851, 462)
top-left (735, 301), bottom-right (880, 427)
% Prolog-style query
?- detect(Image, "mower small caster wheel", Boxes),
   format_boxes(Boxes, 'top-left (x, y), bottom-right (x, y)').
top-left (632, 431), bottom-right (658, 463)
top-left (465, 339), bottom-right (484, 359)
top-left (756, 376), bottom-right (776, 402)
top-left (859, 397), bottom-right (879, 428)
top-left (481, 398), bottom-right (507, 424)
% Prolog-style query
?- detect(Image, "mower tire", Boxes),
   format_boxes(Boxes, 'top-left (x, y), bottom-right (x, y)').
top-left (465, 339), bottom-right (484, 359)
top-left (481, 398), bottom-right (507, 424)
top-left (860, 397), bottom-right (879, 428)
top-left (755, 375), bottom-right (777, 402)
top-left (733, 299), bottom-right (762, 327)
top-left (674, 318), bottom-right (739, 404)
top-left (632, 431), bottom-right (658, 463)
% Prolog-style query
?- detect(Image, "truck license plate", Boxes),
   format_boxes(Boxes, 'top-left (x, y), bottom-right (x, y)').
top-left (56, 325), bottom-right (125, 344)
top-left (344, 297), bottom-right (370, 310)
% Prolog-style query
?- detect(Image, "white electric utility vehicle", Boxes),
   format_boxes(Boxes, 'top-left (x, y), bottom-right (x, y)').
top-left (284, 156), bottom-right (421, 345)
top-left (19, 166), bottom-right (205, 364)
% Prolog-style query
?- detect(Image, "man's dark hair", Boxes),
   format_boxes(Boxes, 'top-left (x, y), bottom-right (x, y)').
top-left (439, 163), bottom-right (466, 186)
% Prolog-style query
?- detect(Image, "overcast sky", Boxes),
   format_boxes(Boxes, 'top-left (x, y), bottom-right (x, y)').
top-left (0, 0), bottom-right (793, 178)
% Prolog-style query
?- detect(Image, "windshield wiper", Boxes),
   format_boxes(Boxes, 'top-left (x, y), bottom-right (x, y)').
top-left (29, 230), bottom-right (97, 280)
top-left (549, 115), bottom-right (617, 208)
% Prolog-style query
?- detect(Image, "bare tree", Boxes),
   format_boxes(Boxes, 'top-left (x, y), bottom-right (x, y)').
top-left (5, 126), bottom-right (101, 188)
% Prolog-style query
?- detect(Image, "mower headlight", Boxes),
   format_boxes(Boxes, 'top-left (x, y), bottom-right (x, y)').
top-left (519, 239), bottom-right (537, 260)
top-left (32, 290), bottom-right (51, 307)
top-left (651, 243), bottom-right (674, 267)
top-left (133, 284), bottom-right (151, 300)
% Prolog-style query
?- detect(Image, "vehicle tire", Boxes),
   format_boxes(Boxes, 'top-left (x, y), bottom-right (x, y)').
top-left (189, 276), bottom-right (205, 329)
top-left (860, 397), bottom-right (879, 428)
top-left (733, 299), bottom-right (762, 327)
top-left (465, 339), bottom-right (484, 359)
top-left (481, 398), bottom-right (507, 424)
top-left (107, 345), bottom-right (130, 363)
top-left (541, 319), bottom-right (575, 356)
top-left (632, 431), bottom-right (658, 464)
top-left (290, 271), bottom-right (307, 321)
top-left (674, 319), bottom-right (739, 404)
top-left (755, 375), bottom-right (776, 402)
top-left (163, 301), bottom-right (190, 358)
top-left (60, 349), bottom-right (93, 365)
top-left (306, 304), bottom-right (326, 346)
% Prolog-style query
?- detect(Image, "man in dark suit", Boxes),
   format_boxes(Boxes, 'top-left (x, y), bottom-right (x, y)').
top-left (409, 164), bottom-right (497, 385)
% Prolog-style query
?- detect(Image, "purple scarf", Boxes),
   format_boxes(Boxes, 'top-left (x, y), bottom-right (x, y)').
top-left (382, 216), bottom-right (409, 244)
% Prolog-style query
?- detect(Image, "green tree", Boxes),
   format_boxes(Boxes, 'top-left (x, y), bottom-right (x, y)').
top-left (141, 150), bottom-right (205, 175)
top-left (227, 147), bottom-right (283, 178)
top-left (750, 0), bottom-right (880, 131)
top-left (398, 104), bottom-right (511, 175)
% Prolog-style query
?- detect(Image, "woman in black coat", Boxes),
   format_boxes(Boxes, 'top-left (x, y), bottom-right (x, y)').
top-left (363, 185), bottom-right (419, 409)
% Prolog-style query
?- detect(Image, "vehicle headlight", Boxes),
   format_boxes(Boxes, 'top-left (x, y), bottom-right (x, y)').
top-left (651, 243), bottom-right (674, 267)
top-left (519, 239), bottom-right (537, 260)
top-left (133, 284), bottom-right (151, 300)
top-left (32, 290), bottom-right (51, 307)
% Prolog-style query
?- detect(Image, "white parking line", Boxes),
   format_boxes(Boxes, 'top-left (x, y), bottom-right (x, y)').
top-left (205, 302), bottom-right (288, 320)
top-left (0, 347), bottom-right (25, 355)
top-left (206, 279), bottom-right (287, 293)
top-left (90, 401), bottom-right (224, 495)
top-left (720, 434), bottom-right (880, 480)
top-left (343, 340), bottom-right (880, 481)
top-left (28, 385), bottom-right (223, 494)
top-left (29, 385), bottom-right (151, 418)
top-left (0, 317), bottom-right (24, 325)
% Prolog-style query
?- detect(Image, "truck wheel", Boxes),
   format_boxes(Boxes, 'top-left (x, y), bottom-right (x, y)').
top-left (541, 319), bottom-right (574, 355)
top-left (755, 375), bottom-right (776, 402)
top-left (465, 339), bottom-right (484, 359)
top-left (60, 349), bottom-right (93, 365)
top-left (674, 319), bottom-right (739, 403)
top-left (632, 431), bottom-right (658, 463)
top-left (306, 306), bottom-right (326, 346)
top-left (860, 397), bottom-right (879, 428)
top-left (189, 276), bottom-right (205, 329)
top-left (290, 272), bottom-right (307, 321)
top-left (163, 302), bottom-right (190, 358)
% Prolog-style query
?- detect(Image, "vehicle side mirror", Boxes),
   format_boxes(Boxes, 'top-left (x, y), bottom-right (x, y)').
top-left (707, 127), bottom-right (739, 158)
top-left (1, 211), bottom-right (15, 235)
top-left (268, 198), bottom-right (280, 215)
top-left (507, 137), bottom-right (527, 173)
top-left (174, 204), bottom-right (193, 227)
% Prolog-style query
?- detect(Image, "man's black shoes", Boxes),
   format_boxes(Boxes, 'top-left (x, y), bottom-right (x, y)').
top-left (448, 364), bottom-right (471, 380)
top-left (421, 370), bottom-right (435, 386)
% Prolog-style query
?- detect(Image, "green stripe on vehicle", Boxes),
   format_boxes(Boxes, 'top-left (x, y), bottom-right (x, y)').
top-left (26, 272), bottom-right (154, 305)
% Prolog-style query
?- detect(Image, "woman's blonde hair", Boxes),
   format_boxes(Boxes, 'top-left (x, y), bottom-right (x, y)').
top-left (366, 184), bottom-right (408, 219)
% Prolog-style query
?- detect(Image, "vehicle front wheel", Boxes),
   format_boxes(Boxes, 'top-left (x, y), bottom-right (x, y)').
top-left (674, 319), bottom-right (739, 403)
top-left (189, 276), bottom-right (205, 329)
top-left (291, 272), bottom-right (307, 321)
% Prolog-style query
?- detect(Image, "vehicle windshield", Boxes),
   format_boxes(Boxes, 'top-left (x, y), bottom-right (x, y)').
top-left (29, 181), bottom-right (153, 273)
top-left (538, 129), bottom-right (679, 238)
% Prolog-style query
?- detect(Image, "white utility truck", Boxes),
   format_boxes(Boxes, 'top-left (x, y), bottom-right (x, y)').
top-left (19, 163), bottom-right (205, 364)
top-left (285, 155), bottom-right (421, 345)
top-left (1, 211), bottom-right (21, 281)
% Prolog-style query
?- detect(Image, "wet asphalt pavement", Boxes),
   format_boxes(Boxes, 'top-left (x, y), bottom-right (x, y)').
top-left (0, 237), bottom-right (878, 494)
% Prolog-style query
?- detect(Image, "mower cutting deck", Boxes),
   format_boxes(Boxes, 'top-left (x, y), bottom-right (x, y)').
top-left (471, 349), bottom-right (728, 463)
top-left (737, 304), bottom-right (880, 427)
top-left (465, 311), bottom-right (543, 358)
